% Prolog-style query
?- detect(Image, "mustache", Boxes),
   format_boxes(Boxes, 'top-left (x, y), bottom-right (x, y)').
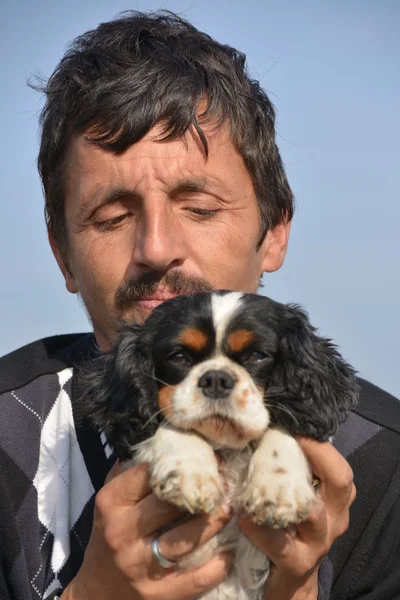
top-left (114, 270), bottom-right (213, 316)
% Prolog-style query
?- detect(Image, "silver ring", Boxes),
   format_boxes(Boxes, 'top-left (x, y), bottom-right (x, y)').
top-left (151, 536), bottom-right (176, 569)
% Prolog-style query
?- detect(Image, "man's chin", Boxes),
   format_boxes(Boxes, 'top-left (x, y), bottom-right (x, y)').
top-left (120, 299), bottom-right (170, 325)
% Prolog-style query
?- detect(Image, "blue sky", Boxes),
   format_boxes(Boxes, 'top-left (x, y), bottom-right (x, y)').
top-left (1, 0), bottom-right (399, 397)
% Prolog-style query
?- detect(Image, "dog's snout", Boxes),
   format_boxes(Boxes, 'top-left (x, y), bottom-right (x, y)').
top-left (198, 369), bottom-right (235, 399)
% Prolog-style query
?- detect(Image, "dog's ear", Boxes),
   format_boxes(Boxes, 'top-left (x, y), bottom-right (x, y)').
top-left (81, 324), bottom-right (159, 460)
top-left (267, 304), bottom-right (359, 440)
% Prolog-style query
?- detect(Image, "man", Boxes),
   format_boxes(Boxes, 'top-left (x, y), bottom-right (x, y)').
top-left (0, 10), bottom-right (399, 600)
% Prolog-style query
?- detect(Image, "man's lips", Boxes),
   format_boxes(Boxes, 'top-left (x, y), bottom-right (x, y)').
top-left (134, 295), bottom-right (180, 309)
top-left (122, 287), bottom-right (205, 314)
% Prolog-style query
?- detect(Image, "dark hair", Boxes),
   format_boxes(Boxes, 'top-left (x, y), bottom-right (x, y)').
top-left (35, 10), bottom-right (294, 258)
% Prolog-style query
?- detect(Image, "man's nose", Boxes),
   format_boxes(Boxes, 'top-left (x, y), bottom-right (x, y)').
top-left (132, 201), bottom-right (187, 272)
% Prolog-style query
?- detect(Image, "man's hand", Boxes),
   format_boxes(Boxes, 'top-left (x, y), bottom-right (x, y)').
top-left (61, 461), bottom-right (233, 600)
top-left (239, 438), bottom-right (356, 600)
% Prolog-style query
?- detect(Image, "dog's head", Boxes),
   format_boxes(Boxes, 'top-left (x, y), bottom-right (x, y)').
top-left (83, 291), bottom-right (359, 460)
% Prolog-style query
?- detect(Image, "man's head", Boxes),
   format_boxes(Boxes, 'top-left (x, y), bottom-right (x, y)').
top-left (37, 11), bottom-right (294, 348)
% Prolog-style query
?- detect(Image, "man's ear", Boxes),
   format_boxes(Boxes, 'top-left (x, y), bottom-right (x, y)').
top-left (48, 229), bottom-right (78, 294)
top-left (260, 221), bottom-right (291, 273)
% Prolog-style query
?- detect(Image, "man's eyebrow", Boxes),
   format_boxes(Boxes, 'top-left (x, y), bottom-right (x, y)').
top-left (173, 177), bottom-right (208, 193)
top-left (171, 176), bottom-right (227, 197)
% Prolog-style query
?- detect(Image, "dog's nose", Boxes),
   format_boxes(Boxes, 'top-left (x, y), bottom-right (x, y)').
top-left (198, 369), bottom-right (235, 398)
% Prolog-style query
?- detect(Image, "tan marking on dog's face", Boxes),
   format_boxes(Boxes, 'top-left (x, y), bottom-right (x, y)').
top-left (157, 385), bottom-right (176, 419)
top-left (273, 467), bottom-right (287, 475)
top-left (236, 386), bottom-right (249, 410)
top-left (235, 381), bottom-right (265, 411)
top-left (179, 327), bottom-right (208, 351)
top-left (226, 329), bottom-right (255, 353)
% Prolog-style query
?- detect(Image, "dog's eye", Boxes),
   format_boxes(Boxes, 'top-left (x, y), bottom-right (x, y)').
top-left (167, 351), bottom-right (192, 366)
top-left (246, 351), bottom-right (268, 364)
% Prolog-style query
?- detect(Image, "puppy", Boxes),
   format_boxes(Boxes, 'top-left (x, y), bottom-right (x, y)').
top-left (84, 291), bottom-right (358, 599)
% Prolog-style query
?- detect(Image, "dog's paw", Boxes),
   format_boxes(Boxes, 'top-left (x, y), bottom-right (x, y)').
top-left (241, 471), bottom-right (316, 528)
top-left (151, 464), bottom-right (224, 514)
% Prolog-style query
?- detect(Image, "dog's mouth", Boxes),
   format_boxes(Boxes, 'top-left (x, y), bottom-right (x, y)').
top-left (185, 413), bottom-right (266, 449)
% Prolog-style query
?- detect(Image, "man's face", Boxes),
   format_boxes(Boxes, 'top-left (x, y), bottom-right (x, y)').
top-left (52, 123), bottom-right (290, 349)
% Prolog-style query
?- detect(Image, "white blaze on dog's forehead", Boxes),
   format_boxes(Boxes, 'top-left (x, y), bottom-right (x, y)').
top-left (211, 292), bottom-right (243, 347)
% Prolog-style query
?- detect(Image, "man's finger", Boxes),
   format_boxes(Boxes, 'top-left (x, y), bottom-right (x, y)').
top-left (239, 517), bottom-right (326, 579)
top-left (96, 462), bottom-right (152, 513)
top-left (145, 504), bottom-right (233, 569)
top-left (239, 515), bottom-right (296, 559)
top-left (100, 493), bottom-right (185, 551)
top-left (138, 552), bottom-right (233, 600)
top-left (297, 438), bottom-right (354, 510)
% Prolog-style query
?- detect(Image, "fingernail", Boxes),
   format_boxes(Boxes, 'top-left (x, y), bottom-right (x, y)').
top-left (222, 502), bottom-right (232, 515)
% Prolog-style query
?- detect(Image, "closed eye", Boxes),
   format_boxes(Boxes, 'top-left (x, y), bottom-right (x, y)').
top-left (187, 208), bottom-right (220, 219)
top-left (94, 213), bottom-right (130, 232)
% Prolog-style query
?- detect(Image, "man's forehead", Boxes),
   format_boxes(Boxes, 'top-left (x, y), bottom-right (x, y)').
top-left (65, 124), bottom-right (254, 211)
top-left (70, 119), bottom-right (235, 164)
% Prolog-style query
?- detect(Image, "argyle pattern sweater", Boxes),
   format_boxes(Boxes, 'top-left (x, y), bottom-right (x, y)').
top-left (0, 334), bottom-right (399, 600)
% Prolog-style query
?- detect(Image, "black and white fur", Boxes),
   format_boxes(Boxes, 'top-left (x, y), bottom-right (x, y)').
top-left (84, 291), bottom-right (358, 599)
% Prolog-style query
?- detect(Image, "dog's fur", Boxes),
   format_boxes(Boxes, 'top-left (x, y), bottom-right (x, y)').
top-left (83, 291), bottom-right (359, 599)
